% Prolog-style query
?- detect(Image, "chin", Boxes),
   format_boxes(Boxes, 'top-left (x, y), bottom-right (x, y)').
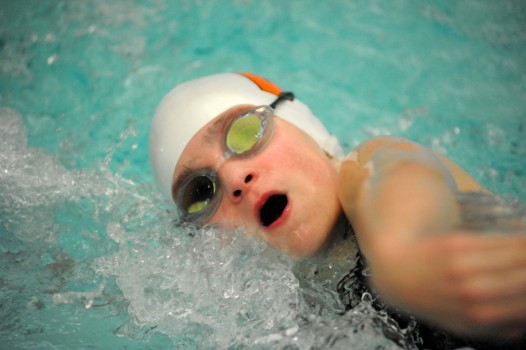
top-left (287, 227), bottom-right (333, 259)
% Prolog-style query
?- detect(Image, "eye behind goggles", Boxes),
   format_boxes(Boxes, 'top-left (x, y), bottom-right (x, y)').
top-left (174, 105), bottom-right (276, 224)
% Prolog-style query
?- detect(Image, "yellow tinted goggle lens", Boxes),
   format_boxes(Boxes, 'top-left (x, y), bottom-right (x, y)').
top-left (187, 199), bottom-right (209, 214)
top-left (226, 114), bottom-right (263, 154)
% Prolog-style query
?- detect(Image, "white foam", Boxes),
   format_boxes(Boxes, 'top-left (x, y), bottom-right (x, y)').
top-left (0, 108), bottom-right (405, 349)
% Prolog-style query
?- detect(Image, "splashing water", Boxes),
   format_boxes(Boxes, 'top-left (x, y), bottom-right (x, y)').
top-left (1, 108), bottom-right (408, 349)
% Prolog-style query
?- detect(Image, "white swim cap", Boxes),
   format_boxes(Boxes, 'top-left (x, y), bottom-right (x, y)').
top-left (149, 72), bottom-right (343, 200)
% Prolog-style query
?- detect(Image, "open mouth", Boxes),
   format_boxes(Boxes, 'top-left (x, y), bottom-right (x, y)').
top-left (259, 194), bottom-right (288, 227)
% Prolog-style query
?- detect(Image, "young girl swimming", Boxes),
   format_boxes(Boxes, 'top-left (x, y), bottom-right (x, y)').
top-left (149, 72), bottom-right (526, 348)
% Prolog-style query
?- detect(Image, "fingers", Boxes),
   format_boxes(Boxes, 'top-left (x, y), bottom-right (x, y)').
top-left (432, 233), bottom-right (526, 335)
top-left (445, 231), bottom-right (526, 250)
top-left (445, 233), bottom-right (526, 271)
top-left (372, 232), bottom-right (526, 337)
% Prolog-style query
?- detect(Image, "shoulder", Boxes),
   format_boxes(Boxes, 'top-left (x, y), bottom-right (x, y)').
top-left (340, 136), bottom-right (485, 193)
top-left (348, 136), bottom-right (422, 165)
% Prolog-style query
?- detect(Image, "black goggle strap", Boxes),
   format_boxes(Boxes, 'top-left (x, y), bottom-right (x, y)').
top-left (269, 91), bottom-right (295, 109)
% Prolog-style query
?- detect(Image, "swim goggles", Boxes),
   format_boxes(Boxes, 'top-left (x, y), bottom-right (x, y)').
top-left (173, 92), bottom-right (294, 224)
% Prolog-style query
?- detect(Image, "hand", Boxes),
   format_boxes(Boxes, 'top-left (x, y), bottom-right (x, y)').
top-left (338, 142), bottom-right (526, 338)
top-left (369, 231), bottom-right (526, 338)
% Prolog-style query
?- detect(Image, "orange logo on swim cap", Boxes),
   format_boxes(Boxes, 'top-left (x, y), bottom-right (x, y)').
top-left (239, 72), bottom-right (283, 96)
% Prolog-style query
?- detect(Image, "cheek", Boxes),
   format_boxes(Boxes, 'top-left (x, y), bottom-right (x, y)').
top-left (208, 205), bottom-right (236, 228)
top-left (264, 130), bottom-right (334, 177)
top-left (283, 151), bottom-right (339, 194)
top-left (260, 145), bottom-right (315, 173)
top-left (208, 201), bottom-right (258, 230)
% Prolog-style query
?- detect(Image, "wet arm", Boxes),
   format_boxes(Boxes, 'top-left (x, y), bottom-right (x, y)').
top-left (338, 135), bottom-right (526, 338)
top-left (338, 135), bottom-right (485, 256)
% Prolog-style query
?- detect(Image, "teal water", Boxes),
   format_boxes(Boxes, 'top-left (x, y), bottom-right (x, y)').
top-left (1, 0), bottom-right (525, 349)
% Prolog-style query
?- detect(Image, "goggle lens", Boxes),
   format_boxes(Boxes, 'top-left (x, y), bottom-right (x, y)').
top-left (226, 113), bottom-right (264, 154)
top-left (180, 174), bottom-right (216, 215)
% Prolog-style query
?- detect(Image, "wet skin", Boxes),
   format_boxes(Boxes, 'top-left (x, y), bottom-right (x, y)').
top-left (173, 104), bottom-right (342, 258)
top-left (173, 105), bottom-right (526, 339)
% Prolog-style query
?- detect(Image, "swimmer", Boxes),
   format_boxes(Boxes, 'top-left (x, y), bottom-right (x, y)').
top-left (149, 72), bottom-right (526, 346)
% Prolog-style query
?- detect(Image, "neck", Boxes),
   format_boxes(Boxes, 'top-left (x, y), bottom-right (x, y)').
top-left (292, 215), bottom-right (359, 291)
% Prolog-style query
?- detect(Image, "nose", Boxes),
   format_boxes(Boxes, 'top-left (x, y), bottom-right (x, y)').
top-left (217, 161), bottom-right (255, 203)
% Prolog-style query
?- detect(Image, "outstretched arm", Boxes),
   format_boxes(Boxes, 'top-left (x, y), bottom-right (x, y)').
top-left (338, 135), bottom-right (526, 338)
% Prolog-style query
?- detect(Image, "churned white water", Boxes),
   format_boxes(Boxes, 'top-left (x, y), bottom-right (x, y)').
top-left (1, 108), bottom-right (406, 349)
top-left (1, 0), bottom-right (524, 348)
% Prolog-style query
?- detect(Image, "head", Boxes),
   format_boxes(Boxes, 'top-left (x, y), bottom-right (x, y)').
top-left (150, 73), bottom-right (344, 258)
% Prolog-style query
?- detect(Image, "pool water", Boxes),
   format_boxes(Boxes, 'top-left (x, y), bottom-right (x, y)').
top-left (1, 0), bottom-right (525, 348)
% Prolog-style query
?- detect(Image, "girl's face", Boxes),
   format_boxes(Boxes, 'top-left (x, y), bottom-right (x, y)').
top-left (173, 105), bottom-right (341, 258)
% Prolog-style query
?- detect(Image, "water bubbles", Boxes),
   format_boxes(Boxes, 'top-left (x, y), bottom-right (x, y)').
top-left (106, 222), bottom-right (125, 243)
top-left (362, 266), bottom-right (372, 277)
top-left (0, 107), bottom-right (409, 348)
top-left (361, 292), bottom-right (373, 304)
top-left (47, 54), bottom-right (58, 65)
top-left (52, 283), bottom-right (105, 309)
